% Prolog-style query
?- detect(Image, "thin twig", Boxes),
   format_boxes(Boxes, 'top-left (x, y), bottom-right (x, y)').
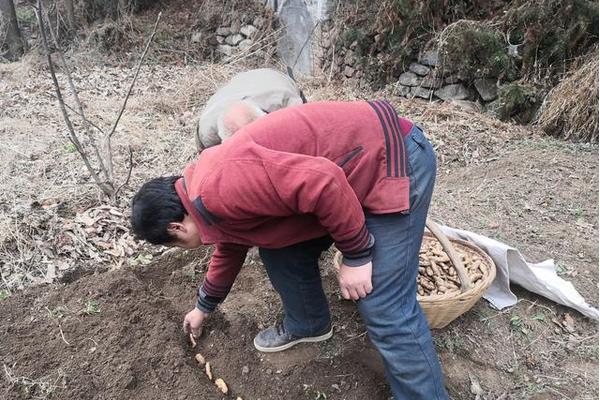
top-left (47, 93), bottom-right (106, 135)
top-left (36, 0), bottom-right (112, 198)
top-left (344, 331), bottom-right (367, 343)
top-left (43, 9), bottom-right (109, 182)
top-left (105, 12), bottom-right (162, 182)
top-left (58, 324), bottom-right (71, 346)
top-left (113, 145), bottom-right (134, 199)
top-left (290, 20), bottom-right (320, 70)
top-left (327, 43), bottom-right (336, 84)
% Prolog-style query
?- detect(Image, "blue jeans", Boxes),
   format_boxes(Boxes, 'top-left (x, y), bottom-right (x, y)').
top-left (259, 126), bottom-right (448, 399)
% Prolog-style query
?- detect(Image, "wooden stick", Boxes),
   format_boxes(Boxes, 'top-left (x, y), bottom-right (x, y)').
top-left (105, 12), bottom-right (162, 181)
top-left (425, 218), bottom-right (471, 292)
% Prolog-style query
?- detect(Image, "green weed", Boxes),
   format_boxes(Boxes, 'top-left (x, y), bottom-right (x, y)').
top-left (82, 300), bottom-right (101, 315)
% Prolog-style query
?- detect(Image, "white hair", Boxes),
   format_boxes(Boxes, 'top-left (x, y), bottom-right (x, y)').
top-left (217, 100), bottom-right (267, 142)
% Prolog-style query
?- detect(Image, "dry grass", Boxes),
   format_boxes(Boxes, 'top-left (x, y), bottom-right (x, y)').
top-left (536, 48), bottom-right (599, 143)
top-left (2, 364), bottom-right (66, 399)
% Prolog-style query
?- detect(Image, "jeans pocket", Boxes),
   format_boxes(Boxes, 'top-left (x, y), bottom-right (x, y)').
top-left (411, 126), bottom-right (429, 149)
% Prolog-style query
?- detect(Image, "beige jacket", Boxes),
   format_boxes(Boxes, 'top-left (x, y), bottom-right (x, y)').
top-left (196, 68), bottom-right (304, 150)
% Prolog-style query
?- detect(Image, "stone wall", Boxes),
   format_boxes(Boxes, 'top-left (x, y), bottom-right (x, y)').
top-left (315, 28), bottom-right (502, 109)
top-left (211, 15), bottom-right (265, 57)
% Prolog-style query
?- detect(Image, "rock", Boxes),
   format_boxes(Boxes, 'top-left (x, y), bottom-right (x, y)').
top-left (408, 62), bottom-right (430, 76)
top-left (444, 74), bottom-right (462, 84)
top-left (344, 65), bottom-right (355, 77)
top-left (253, 16), bottom-right (265, 28)
top-left (355, 70), bottom-right (363, 78)
top-left (191, 32), bottom-right (202, 43)
top-left (124, 374), bottom-right (137, 390)
top-left (435, 84), bottom-right (471, 101)
top-left (242, 365), bottom-right (250, 375)
top-left (216, 36), bottom-right (225, 44)
top-left (225, 34), bottom-right (244, 46)
top-left (449, 100), bottom-right (482, 113)
top-left (420, 74), bottom-right (443, 89)
top-left (230, 19), bottom-right (241, 34)
top-left (344, 50), bottom-right (356, 65)
top-left (238, 39), bottom-right (253, 51)
top-left (395, 84), bottom-right (411, 97)
top-left (484, 98), bottom-right (502, 117)
top-left (398, 71), bottom-right (420, 86)
top-left (411, 86), bottom-right (434, 99)
top-left (217, 45), bottom-right (234, 56)
top-left (240, 25), bottom-right (258, 38)
top-left (350, 40), bottom-right (358, 49)
top-left (419, 49), bottom-right (439, 66)
top-left (216, 27), bottom-right (230, 36)
top-left (474, 78), bottom-right (498, 101)
top-left (346, 78), bottom-right (360, 87)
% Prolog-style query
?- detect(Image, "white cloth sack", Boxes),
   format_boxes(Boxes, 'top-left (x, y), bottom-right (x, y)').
top-left (438, 225), bottom-right (598, 320)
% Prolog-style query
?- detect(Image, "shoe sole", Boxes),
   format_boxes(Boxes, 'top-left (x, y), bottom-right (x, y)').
top-left (253, 328), bottom-right (333, 353)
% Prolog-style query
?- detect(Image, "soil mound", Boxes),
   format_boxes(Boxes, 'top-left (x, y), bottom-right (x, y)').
top-left (1, 248), bottom-right (387, 400)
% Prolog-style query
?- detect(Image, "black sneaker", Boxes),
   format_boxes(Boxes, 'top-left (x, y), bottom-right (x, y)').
top-left (253, 322), bottom-right (333, 353)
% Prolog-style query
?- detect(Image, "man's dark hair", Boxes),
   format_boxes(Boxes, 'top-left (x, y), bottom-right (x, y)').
top-left (131, 176), bottom-right (185, 245)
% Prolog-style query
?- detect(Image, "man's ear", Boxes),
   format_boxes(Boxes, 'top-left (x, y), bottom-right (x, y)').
top-left (167, 221), bottom-right (186, 236)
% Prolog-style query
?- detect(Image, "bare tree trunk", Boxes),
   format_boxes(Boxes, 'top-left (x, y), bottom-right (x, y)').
top-left (0, 0), bottom-right (26, 60)
top-left (64, 0), bottom-right (75, 31)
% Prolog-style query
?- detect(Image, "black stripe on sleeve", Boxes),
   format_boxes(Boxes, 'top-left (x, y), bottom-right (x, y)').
top-left (367, 101), bottom-right (393, 177)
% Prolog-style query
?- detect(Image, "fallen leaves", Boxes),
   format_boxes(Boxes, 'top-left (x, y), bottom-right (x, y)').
top-left (1, 201), bottom-right (159, 291)
top-left (552, 313), bottom-right (577, 335)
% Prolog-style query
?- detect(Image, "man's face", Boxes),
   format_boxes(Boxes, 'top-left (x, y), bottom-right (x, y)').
top-left (167, 214), bottom-right (203, 249)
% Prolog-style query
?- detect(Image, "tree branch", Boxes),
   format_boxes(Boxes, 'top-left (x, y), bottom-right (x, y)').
top-left (44, 10), bottom-right (109, 182)
top-left (113, 145), bottom-right (134, 200)
top-left (47, 93), bottom-right (107, 135)
top-left (36, 0), bottom-right (112, 198)
top-left (105, 11), bottom-right (162, 181)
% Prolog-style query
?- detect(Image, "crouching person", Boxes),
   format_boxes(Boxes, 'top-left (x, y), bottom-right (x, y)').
top-left (131, 100), bottom-right (449, 399)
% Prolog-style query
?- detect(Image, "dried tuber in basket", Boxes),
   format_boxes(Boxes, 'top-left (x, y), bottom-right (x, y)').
top-left (333, 219), bottom-right (496, 329)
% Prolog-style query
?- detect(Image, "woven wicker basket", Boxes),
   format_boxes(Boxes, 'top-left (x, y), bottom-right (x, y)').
top-left (333, 219), bottom-right (496, 329)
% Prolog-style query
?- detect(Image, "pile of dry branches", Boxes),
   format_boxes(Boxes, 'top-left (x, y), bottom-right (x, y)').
top-left (535, 48), bottom-right (599, 143)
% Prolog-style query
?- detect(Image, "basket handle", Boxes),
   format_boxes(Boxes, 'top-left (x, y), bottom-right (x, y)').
top-left (425, 218), bottom-right (472, 293)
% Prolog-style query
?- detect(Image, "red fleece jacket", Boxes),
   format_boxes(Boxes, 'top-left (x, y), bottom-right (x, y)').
top-left (174, 100), bottom-right (413, 312)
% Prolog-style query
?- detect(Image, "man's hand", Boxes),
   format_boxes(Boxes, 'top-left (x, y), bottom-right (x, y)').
top-left (338, 261), bottom-right (373, 300)
top-left (183, 308), bottom-right (209, 338)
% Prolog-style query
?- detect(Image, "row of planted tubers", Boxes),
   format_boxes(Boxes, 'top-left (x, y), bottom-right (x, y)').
top-left (190, 334), bottom-right (242, 399)
top-left (417, 240), bottom-right (489, 297)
